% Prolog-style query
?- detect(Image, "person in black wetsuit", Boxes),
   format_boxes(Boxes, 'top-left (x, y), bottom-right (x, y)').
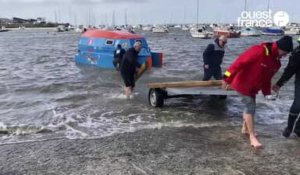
top-left (120, 41), bottom-right (142, 98)
top-left (202, 35), bottom-right (227, 81)
top-left (113, 44), bottom-right (126, 71)
top-left (272, 37), bottom-right (300, 138)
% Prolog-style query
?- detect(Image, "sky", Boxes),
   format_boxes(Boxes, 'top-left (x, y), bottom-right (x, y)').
top-left (0, 0), bottom-right (299, 25)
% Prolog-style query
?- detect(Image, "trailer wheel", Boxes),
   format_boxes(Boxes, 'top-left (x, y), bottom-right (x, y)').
top-left (219, 95), bottom-right (227, 100)
top-left (148, 88), bottom-right (165, 107)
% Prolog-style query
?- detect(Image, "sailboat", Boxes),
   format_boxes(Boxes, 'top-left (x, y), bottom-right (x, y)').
top-left (190, 0), bottom-right (211, 38)
top-left (152, 25), bottom-right (169, 33)
top-left (0, 26), bottom-right (9, 32)
top-left (181, 8), bottom-right (190, 31)
top-left (190, 26), bottom-right (210, 38)
top-left (240, 27), bottom-right (261, 37)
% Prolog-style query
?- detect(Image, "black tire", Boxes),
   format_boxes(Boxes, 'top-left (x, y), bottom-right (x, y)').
top-left (219, 95), bottom-right (227, 100)
top-left (148, 88), bottom-right (166, 107)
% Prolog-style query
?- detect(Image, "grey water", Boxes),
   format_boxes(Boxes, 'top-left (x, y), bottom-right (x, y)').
top-left (0, 28), bottom-right (296, 145)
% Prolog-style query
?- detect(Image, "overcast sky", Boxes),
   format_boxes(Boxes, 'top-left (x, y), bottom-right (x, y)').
top-left (0, 0), bottom-right (299, 25)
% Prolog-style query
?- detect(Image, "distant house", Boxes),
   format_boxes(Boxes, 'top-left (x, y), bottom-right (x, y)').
top-left (12, 17), bottom-right (43, 24)
top-left (12, 17), bottom-right (29, 24)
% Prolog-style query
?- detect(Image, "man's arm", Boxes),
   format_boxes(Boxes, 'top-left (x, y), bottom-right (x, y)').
top-left (276, 50), bottom-right (300, 87)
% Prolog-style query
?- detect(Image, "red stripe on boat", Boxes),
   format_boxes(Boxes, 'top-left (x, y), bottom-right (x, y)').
top-left (82, 29), bottom-right (144, 39)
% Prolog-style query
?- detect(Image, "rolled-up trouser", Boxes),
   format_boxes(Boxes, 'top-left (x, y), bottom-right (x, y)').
top-left (120, 71), bottom-right (135, 88)
top-left (239, 93), bottom-right (256, 116)
top-left (291, 80), bottom-right (300, 134)
top-left (203, 66), bottom-right (222, 81)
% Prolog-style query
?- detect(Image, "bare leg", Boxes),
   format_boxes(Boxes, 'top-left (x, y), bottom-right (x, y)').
top-left (129, 87), bottom-right (134, 99)
top-left (241, 119), bottom-right (257, 136)
top-left (243, 113), bottom-right (262, 149)
top-left (124, 86), bottom-right (131, 98)
top-left (124, 86), bottom-right (133, 99)
top-left (241, 120), bottom-right (248, 134)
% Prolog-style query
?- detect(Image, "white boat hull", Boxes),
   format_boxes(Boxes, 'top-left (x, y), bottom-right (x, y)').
top-left (152, 28), bottom-right (168, 33)
top-left (284, 31), bottom-right (300, 35)
top-left (190, 32), bottom-right (210, 38)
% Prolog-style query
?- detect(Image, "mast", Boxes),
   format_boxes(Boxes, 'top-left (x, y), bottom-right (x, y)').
top-left (124, 9), bottom-right (128, 26)
top-left (112, 10), bottom-right (115, 27)
top-left (183, 7), bottom-right (186, 24)
top-left (88, 8), bottom-right (91, 26)
top-left (197, 0), bottom-right (199, 28)
top-left (54, 10), bottom-right (57, 23)
top-left (267, 0), bottom-right (270, 10)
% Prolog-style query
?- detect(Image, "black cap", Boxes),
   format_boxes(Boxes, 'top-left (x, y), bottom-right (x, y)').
top-left (276, 36), bottom-right (293, 53)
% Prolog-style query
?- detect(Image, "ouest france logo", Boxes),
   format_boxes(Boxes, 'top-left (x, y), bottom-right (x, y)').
top-left (237, 10), bottom-right (290, 27)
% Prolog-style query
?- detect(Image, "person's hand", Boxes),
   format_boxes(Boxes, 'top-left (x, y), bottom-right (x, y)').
top-left (204, 64), bottom-right (209, 69)
top-left (265, 95), bottom-right (277, 101)
top-left (222, 80), bottom-right (230, 90)
top-left (272, 84), bottom-right (280, 93)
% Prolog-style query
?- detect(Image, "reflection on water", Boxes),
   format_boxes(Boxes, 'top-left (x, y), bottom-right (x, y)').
top-left (0, 28), bottom-right (296, 144)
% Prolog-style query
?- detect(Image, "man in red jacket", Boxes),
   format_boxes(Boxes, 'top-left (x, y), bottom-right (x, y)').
top-left (222, 36), bottom-right (293, 148)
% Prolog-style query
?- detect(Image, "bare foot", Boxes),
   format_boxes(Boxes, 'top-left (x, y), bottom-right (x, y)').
top-left (241, 129), bottom-right (258, 136)
top-left (241, 130), bottom-right (258, 137)
top-left (250, 136), bottom-right (263, 149)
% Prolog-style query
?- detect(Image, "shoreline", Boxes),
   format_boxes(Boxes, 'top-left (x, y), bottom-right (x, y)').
top-left (5, 27), bottom-right (57, 31)
top-left (1, 124), bottom-right (299, 174)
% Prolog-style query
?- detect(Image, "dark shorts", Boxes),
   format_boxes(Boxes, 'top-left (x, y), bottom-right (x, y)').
top-left (121, 71), bottom-right (135, 87)
top-left (239, 93), bottom-right (256, 116)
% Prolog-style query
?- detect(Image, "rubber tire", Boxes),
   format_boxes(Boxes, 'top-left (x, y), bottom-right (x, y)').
top-left (148, 88), bottom-right (165, 107)
top-left (219, 95), bottom-right (227, 100)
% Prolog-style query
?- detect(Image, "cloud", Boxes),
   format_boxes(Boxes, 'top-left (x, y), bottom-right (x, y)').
top-left (102, 0), bottom-right (148, 4)
top-left (70, 0), bottom-right (100, 4)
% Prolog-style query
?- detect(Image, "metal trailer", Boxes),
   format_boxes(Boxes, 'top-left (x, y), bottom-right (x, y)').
top-left (147, 80), bottom-right (238, 107)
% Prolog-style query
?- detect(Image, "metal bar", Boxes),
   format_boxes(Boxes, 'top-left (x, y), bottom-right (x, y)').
top-left (148, 80), bottom-right (222, 89)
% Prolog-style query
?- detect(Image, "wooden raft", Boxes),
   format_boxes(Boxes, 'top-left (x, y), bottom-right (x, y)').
top-left (148, 80), bottom-right (223, 89)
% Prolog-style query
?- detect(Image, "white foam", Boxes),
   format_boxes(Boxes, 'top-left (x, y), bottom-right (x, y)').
top-left (107, 93), bottom-right (128, 99)
top-left (104, 91), bottom-right (140, 100)
top-left (65, 124), bottom-right (88, 139)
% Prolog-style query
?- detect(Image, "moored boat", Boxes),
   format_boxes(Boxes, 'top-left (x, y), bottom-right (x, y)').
top-left (152, 26), bottom-right (169, 33)
top-left (240, 27), bottom-right (261, 37)
top-left (213, 27), bottom-right (241, 38)
top-left (262, 27), bottom-right (284, 36)
top-left (0, 26), bottom-right (9, 32)
top-left (190, 27), bottom-right (211, 39)
top-left (284, 27), bottom-right (300, 35)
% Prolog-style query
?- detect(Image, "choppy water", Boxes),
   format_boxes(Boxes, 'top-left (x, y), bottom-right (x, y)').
top-left (0, 28), bottom-right (297, 144)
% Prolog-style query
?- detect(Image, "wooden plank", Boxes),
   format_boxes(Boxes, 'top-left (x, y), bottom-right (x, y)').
top-left (148, 80), bottom-right (223, 89)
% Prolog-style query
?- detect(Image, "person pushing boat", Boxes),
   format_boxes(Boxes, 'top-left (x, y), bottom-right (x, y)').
top-left (120, 41), bottom-right (142, 99)
top-left (223, 36), bottom-right (293, 148)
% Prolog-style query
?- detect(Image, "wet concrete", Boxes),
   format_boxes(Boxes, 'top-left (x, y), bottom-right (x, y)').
top-left (0, 125), bottom-right (299, 175)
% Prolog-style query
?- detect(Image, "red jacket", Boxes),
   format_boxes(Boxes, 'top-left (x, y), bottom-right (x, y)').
top-left (224, 42), bottom-right (281, 97)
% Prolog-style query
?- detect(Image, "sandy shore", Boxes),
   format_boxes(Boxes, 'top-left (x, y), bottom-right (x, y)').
top-left (0, 124), bottom-right (299, 175)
